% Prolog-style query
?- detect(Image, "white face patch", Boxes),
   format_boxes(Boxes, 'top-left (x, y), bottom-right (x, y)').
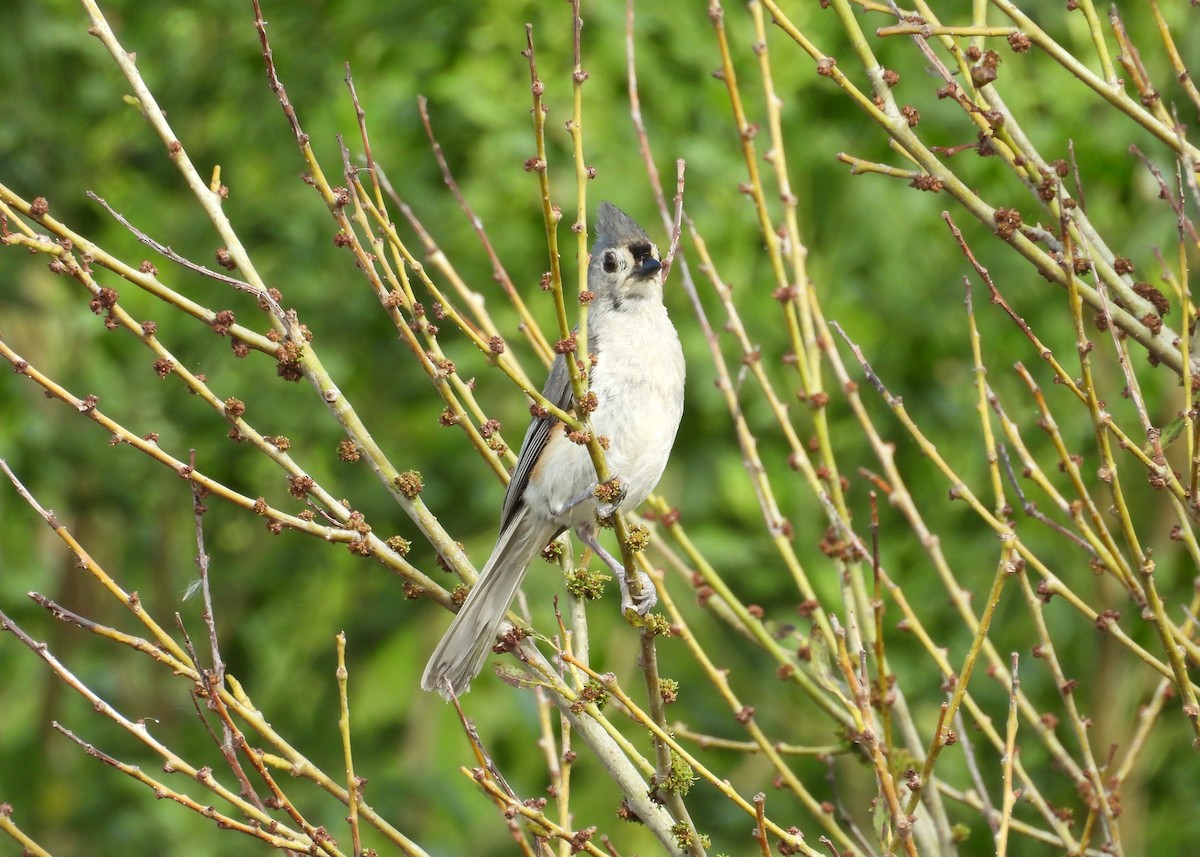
top-left (591, 221), bottom-right (663, 313)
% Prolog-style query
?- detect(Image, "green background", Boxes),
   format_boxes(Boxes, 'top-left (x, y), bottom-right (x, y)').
top-left (2, 1), bottom-right (1198, 854)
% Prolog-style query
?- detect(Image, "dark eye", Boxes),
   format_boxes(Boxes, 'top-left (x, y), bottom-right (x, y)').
top-left (602, 251), bottom-right (617, 273)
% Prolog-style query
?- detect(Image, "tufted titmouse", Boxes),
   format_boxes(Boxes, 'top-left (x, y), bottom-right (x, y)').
top-left (421, 202), bottom-right (685, 698)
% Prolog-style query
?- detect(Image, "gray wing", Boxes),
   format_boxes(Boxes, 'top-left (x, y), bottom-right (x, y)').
top-left (499, 353), bottom-right (574, 531)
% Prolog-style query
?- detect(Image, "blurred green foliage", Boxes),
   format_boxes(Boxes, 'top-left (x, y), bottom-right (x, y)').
top-left (2, 1), bottom-right (1199, 855)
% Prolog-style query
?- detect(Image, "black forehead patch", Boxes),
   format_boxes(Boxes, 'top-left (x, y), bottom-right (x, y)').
top-left (628, 241), bottom-right (654, 261)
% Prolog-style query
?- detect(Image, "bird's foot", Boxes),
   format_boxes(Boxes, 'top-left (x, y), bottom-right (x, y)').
top-left (594, 475), bottom-right (626, 520)
top-left (616, 566), bottom-right (657, 616)
top-left (575, 519), bottom-right (655, 615)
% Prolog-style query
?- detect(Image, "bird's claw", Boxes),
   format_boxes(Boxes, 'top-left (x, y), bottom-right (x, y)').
top-left (617, 568), bottom-right (657, 616)
top-left (574, 518), bottom-right (655, 615)
top-left (594, 475), bottom-right (627, 520)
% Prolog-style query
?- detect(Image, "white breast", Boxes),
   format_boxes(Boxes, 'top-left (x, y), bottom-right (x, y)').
top-left (588, 304), bottom-right (685, 509)
top-left (523, 302), bottom-right (685, 527)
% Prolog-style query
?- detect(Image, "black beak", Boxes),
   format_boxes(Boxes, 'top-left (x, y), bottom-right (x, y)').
top-left (634, 256), bottom-right (662, 279)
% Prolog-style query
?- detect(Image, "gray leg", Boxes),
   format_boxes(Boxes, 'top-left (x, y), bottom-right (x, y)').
top-left (593, 476), bottom-right (627, 519)
top-left (552, 482), bottom-right (598, 518)
top-left (576, 523), bottom-right (657, 615)
top-left (550, 475), bottom-right (627, 520)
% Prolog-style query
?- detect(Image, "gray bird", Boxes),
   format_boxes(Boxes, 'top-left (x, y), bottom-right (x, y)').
top-left (421, 202), bottom-right (686, 698)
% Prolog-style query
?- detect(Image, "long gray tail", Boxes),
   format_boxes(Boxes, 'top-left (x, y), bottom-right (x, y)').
top-left (421, 508), bottom-right (558, 698)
